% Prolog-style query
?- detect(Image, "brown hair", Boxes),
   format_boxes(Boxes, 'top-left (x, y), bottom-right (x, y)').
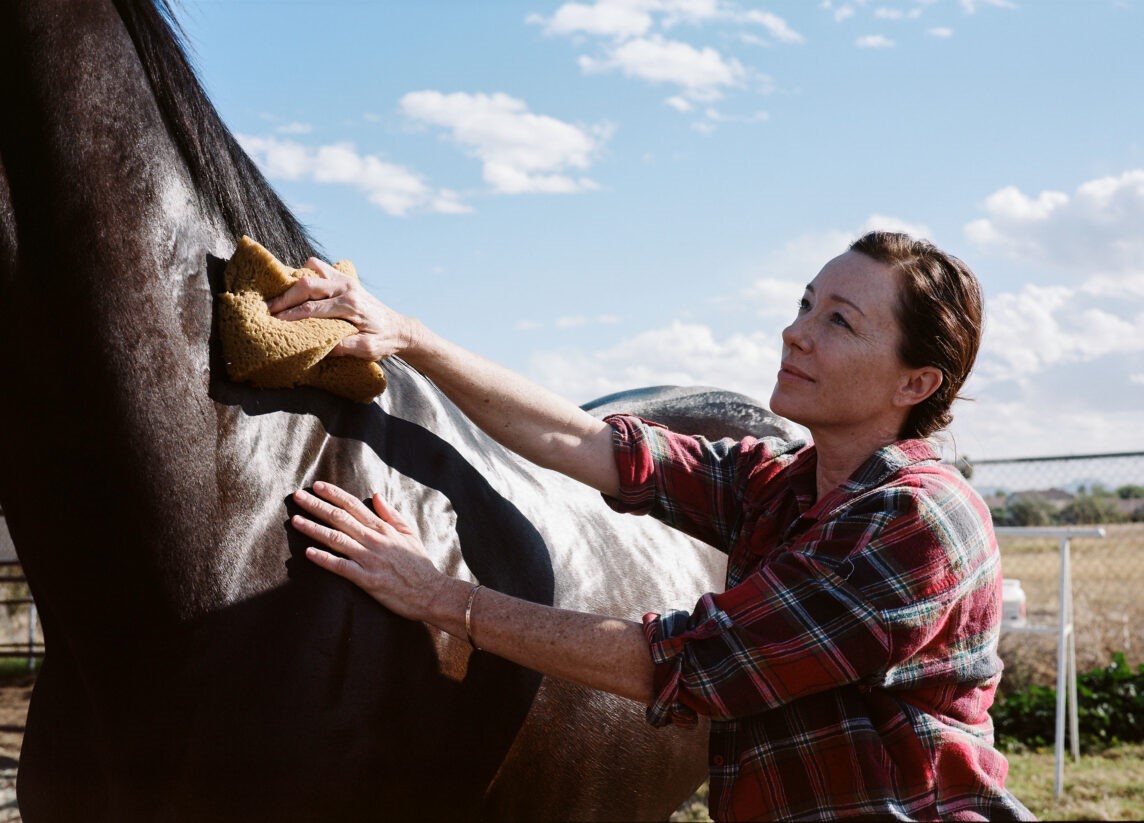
top-left (849, 231), bottom-right (984, 440)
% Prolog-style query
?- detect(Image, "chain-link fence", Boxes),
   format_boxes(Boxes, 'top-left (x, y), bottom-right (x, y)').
top-left (963, 451), bottom-right (1144, 687)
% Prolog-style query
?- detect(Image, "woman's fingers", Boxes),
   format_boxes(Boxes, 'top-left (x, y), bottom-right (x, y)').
top-left (328, 333), bottom-right (373, 359)
top-left (310, 481), bottom-right (388, 531)
top-left (304, 546), bottom-right (367, 587)
top-left (304, 256), bottom-right (338, 277)
top-left (289, 513), bottom-right (362, 556)
top-left (266, 256), bottom-right (348, 316)
top-left (371, 493), bottom-right (415, 536)
top-left (293, 483), bottom-right (379, 532)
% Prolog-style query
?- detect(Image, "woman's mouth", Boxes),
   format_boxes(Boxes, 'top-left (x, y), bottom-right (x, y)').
top-left (778, 363), bottom-right (814, 382)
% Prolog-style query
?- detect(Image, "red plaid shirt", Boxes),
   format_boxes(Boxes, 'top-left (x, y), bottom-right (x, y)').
top-left (604, 415), bottom-right (1034, 822)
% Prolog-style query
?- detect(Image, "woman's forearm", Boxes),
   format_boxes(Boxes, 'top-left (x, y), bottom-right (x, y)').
top-left (403, 321), bottom-right (621, 496)
top-left (428, 576), bottom-right (655, 705)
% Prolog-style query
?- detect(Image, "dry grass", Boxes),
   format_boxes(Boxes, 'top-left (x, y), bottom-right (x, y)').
top-left (1004, 743), bottom-right (1144, 821)
top-left (997, 523), bottom-right (1144, 691)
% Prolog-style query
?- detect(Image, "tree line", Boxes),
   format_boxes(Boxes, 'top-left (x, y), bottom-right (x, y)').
top-left (990, 484), bottom-right (1144, 527)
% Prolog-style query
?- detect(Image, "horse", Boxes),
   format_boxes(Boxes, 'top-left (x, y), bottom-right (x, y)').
top-left (0, 1), bottom-right (795, 820)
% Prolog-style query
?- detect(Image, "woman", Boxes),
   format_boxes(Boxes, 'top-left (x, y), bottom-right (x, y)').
top-left (272, 231), bottom-right (1033, 821)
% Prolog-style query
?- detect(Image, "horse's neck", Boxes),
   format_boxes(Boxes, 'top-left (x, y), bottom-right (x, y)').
top-left (0, 2), bottom-right (252, 625)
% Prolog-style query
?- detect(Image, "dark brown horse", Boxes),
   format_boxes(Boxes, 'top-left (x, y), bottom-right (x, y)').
top-left (0, 2), bottom-right (794, 820)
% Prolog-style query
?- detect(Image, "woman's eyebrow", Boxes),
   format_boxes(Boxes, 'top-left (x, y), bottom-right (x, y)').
top-left (805, 284), bottom-right (867, 316)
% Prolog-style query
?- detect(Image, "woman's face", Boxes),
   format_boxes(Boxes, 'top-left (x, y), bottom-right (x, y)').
top-left (770, 250), bottom-right (921, 441)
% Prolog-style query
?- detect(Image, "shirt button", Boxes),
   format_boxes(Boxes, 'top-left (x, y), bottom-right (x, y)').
top-left (711, 755), bottom-right (725, 766)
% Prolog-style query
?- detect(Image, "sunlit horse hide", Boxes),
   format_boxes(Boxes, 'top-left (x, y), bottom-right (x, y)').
top-left (0, 1), bottom-right (794, 820)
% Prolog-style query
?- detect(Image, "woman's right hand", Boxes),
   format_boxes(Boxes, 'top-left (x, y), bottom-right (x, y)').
top-left (266, 256), bottom-right (421, 361)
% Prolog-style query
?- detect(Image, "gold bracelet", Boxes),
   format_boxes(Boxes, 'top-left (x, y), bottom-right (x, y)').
top-left (464, 583), bottom-right (483, 651)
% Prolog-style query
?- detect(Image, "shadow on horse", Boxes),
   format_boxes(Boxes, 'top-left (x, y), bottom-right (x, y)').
top-left (0, 1), bottom-right (795, 819)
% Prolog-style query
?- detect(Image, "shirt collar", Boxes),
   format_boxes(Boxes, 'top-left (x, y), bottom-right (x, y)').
top-left (791, 438), bottom-right (941, 517)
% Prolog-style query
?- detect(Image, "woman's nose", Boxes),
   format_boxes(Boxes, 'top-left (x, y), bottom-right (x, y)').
top-left (781, 315), bottom-right (810, 350)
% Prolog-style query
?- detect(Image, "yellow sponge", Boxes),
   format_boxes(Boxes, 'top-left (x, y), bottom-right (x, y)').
top-left (217, 236), bottom-right (387, 403)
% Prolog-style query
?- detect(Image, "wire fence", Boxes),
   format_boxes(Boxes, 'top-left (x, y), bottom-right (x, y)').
top-left (964, 451), bottom-right (1144, 685)
top-left (0, 509), bottom-right (41, 669)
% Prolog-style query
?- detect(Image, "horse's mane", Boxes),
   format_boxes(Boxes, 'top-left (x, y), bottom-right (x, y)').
top-left (114, 0), bottom-right (317, 264)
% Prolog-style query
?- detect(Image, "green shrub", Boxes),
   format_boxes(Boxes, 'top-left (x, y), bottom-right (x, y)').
top-left (992, 652), bottom-right (1144, 753)
top-left (1059, 493), bottom-right (1126, 525)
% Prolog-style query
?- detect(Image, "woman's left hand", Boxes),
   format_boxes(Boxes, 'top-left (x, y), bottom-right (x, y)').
top-left (290, 481), bottom-right (445, 621)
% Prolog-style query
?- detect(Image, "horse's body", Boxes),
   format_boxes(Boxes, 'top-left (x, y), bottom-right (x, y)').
top-left (583, 386), bottom-right (803, 443)
top-left (0, 2), bottom-right (792, 820)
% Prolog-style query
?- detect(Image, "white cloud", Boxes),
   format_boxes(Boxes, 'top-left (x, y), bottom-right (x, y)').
top-left (528, 1), bottom-right (654, 40)
top-left (975, 283), bottom-right (1144, 385)
top-left (952, 168), bottom-right (1144, 456)
top-left (579, 35), bottom-right (747, 101)
top-left (533, 1), bottom-right (799, 129)
top-left (532, 1), bottom-right (803, 44)
top-left (399, 91), bottom-right (611, 195)
top-left (740, 9), bottom-right (806, 44)
top-left (855, 34), bottom-right (896, 48)
top-left (745, 277), bottom-right (806, 318)
top-left (529, 321), bottom-right (783, 406)
top-left (965, 170), bottom-right (1144, 276)
top-left (948, 397), bottom-right (1144, 461)
top-left (927, 26), bottom-right (954, 37)
top-left (237, 135), bottom-right (468, 217)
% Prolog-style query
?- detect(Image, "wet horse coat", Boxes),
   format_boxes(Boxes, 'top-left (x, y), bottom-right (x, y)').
top-left (0, 1), bottom-right (793, 820)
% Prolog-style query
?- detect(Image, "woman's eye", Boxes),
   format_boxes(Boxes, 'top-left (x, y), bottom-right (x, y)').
top-left (797, 298), bottom-right (810, 312)
top-left (830, 311), bottom-right (851, 329)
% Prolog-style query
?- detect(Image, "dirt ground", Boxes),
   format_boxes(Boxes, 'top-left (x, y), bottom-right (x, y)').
top-left (0, 678), bottom-right (32, 822)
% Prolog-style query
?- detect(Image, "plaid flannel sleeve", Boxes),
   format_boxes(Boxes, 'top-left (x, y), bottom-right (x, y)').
top-left (641, 547), bottom-right (893, 727)
top-left (602, 413), bottom-right (780, 551)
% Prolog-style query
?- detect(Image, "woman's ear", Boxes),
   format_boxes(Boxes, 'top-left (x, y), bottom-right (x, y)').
top-left (895, 366), bottom-right (943, 409)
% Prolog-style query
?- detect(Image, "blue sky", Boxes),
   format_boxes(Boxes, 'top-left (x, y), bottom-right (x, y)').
top-left (176, 0), bottom-right (1144, 461)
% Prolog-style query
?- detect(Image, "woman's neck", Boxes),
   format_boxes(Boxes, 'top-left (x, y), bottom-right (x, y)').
top-left (810, 424), bottom-right (899, 503)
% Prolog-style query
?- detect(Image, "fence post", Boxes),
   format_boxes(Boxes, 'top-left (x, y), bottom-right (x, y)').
top-left (995, 526), bottom-right (1104, 800)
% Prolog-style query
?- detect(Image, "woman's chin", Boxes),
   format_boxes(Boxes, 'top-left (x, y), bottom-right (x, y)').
top-left (768, 394), bottom-right (796, 423)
